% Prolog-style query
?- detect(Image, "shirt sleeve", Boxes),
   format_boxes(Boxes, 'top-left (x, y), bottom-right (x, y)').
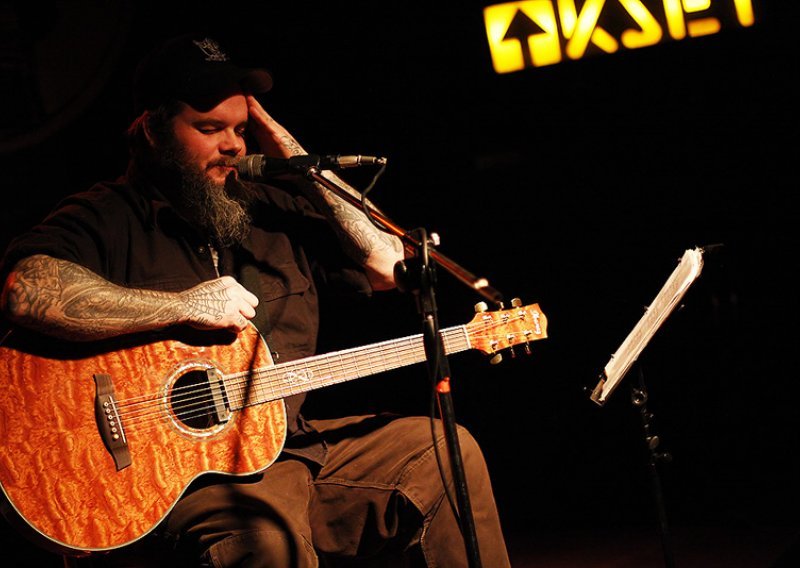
top-left (0, 185), bottom-right (132, 284)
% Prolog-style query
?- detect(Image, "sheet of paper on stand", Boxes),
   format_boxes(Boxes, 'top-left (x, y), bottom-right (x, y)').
top-left (590, 247), bottom-right (705, 406)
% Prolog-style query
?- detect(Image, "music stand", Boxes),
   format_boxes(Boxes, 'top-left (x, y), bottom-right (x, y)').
top-left (590, 247), bottom-right (706, 568)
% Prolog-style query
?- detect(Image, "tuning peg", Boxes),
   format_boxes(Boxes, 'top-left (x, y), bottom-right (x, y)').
top-left (489, 353), bottom-right (503, 365)
top-left (511, 297), bottom-right (522, 307)
top-left (474, 301), bottom-right (488, 313)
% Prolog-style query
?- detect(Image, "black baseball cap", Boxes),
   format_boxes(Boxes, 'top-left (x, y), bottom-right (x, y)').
top-left (133, 34), bottom-right (273, 113)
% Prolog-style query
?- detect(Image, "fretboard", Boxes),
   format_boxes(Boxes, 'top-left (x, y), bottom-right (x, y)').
top-left (224, 325), bottom-right (471, 409)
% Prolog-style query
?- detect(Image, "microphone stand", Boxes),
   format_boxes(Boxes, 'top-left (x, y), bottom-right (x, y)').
top-left (303, 166), bottom-right (503, 568)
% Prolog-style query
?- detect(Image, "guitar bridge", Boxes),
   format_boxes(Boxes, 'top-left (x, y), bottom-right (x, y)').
top-left (206, 368), bottom-right (231, 424)
top-left (93, 373), bottom-right (131, 471)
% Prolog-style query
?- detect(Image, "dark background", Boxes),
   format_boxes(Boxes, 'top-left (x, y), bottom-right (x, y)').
top-left (1, 0), bottom-right (798, 562)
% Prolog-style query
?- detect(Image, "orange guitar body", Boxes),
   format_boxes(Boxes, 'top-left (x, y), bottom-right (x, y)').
top-left (0, 325), bottom-right (286, 555)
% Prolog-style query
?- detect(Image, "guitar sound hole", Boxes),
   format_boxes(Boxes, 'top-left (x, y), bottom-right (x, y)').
top-left (171, 369), bottom-right (229, 429)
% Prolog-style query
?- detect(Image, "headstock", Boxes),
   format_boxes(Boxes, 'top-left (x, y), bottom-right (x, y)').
top-left (466, 298), bottom-right (548, 362)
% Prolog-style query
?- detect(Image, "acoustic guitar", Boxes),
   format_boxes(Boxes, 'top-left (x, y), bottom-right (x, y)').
top-left (0, 302), bottom-right (546, 555)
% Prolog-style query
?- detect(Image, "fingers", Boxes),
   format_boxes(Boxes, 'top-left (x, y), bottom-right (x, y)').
top-left (216, 276), bottom-right (258, 332)
top-left (245, 95), bottom-right (271, 129)
top-left (246, 95), bottom-right (306, 158)
top-left (180, 276), bottom-right (260, 333)
top-left (220, 275), bottom-right (258, 309)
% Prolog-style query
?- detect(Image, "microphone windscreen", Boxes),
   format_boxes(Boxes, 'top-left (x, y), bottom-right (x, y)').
top-left (237, 155), bottom-right (263, 180)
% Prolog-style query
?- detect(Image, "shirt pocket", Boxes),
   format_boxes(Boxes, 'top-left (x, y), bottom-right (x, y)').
top-left (252, 262), bottom-right (316, 359)
top-left (255, 262), bottom-right (310, 301)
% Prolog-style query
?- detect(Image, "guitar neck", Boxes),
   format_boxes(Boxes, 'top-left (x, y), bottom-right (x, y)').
top-left (224, 325), bottom-right (470, 408)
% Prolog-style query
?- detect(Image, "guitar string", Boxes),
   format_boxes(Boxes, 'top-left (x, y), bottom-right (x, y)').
top-left (115, 316), bottom-right (535, 433)
top-left (118, 318), bottom-right (535, 433)
top-left (111, 331), bottom-right (460, 434)
top-left (116, 325), bottom-right (475, 430)
top-left (117, 318), bottom-right (532, 431)
top-left (114, 326), bottom-right (468, 416)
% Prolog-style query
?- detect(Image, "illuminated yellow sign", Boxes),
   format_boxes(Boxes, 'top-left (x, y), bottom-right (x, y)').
top-left (484, 0), bottom-right (756, 72)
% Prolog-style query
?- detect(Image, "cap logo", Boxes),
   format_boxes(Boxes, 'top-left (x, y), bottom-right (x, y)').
top-left (192, 38), bottom-right (229, 62)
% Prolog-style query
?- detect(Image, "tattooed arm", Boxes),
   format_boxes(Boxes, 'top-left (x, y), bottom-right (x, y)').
top-left (245, 96), bottom-right (404, 291)
top-left (295, 168), bottom-right (404, 291)
top-left (0, 255), bottom-right (258, 341)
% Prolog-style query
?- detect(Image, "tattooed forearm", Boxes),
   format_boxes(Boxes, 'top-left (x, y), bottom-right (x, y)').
top-left (303, 175), bottom-right (404, 290)
top-left (2, 256), bottom-right (255, 340)
top-left (323, 199), bottom-right (401, 263)
top-left (2, 255), bottom-right (188, 341)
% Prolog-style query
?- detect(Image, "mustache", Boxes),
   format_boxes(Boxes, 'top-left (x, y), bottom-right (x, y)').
top-left (210, 157), bottom-right (240, 169)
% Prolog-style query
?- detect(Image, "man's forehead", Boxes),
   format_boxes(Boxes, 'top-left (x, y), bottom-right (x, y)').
top-left (177, 93), bottom-right (249, 122)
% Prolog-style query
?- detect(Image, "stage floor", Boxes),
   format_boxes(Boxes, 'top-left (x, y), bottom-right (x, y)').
top-left (507, 524), bottom-right (800, 568)
top-left (4, 521), bottom-right (799, 566)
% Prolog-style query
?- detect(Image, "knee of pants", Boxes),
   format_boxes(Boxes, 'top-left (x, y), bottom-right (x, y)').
top-left (397, 418), bottom-right (495, 508)
top-left (404, 416), bottom-right (481, 455)
top-left (202, 528), bottom-right (318, 568)
top-left (423, 420), bottom-right (490, 482)
top-left (452, 425), bottom-right (490, 478)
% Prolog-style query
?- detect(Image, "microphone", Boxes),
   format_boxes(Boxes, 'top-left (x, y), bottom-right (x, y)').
top-left (237, 154), bottom-right (386, 180)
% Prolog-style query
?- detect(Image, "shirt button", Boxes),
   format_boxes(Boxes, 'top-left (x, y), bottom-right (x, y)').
top-left (197, 245), bottom-right (206, 254)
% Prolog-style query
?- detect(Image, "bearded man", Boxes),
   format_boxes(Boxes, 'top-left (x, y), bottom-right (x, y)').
top-left (0, 34), bottom-right (511, 567)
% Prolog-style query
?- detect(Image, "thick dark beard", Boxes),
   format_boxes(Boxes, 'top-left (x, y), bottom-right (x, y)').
top-left (158, 142), bottom-right (253, 248)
